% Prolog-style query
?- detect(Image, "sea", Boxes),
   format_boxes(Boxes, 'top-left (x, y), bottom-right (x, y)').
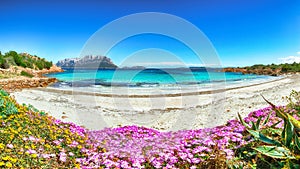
top-left (45, 68), bottom-right (280, 95)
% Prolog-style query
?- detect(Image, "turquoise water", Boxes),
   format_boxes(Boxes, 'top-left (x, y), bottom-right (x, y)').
top-left (46, 68), bottom-right (273, 88)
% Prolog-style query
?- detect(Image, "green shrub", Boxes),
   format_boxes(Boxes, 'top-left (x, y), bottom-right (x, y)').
top-left (35, 60), bottom-right (44, 70)
top-left (1, 60), bottom-right (10, 69)
top-left (0, 50), bottom-right (53, 70)
top-left (0, 90), bottom-right (8, 97)
top-left (242, 62), bottom-right (300, 74)
top-left (20, 71), bottom-right (34, 78)
top-left (238, 95), bottom-right (300, 168)
top-left (44, 61), bottom-right (53, 69)
top-left (0, 92), bottom-right (18, 119)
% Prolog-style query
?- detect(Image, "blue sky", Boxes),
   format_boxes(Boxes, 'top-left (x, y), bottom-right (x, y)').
top-left (0, 0), bottom-right (299, 67)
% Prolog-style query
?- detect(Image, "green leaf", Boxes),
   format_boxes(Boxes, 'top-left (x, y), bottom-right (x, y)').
top-left (254, 145), bottom-right (295, 159)
top-left (262, 112), bottom-right (271, 126)
top-left (294, 133), bottom-right (300, 151)
top-left (247, 129), bottom-right (260, 138)
top-left (247, 129), bottom-right (281, 146)
top-left (262, 95), bottom-right (300, 129)
top-left (238, 113), bottom-right (250, 129)
top-left (251, 121), bottom-right (257, 130)
top-left (287, 113), bottom-right (300, 130)
top-left (283, 118), bottom-right (294, 148)
top-left (282, 121), bottom-right (287, 143)
top-left (256, 116), bottom-right (262, 129)
top-left (270, 120), bottom-right (282, 128)
top-left (258, 132), bottom-right (281, 146)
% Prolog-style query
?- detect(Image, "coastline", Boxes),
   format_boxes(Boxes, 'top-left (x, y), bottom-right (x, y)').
top-left (11, 74), bottom-right (300, 131)
top-left (0, 77), bottom-right (57, 93)
top-left (34, 75), bottom-right (285, 98)
top-left (0, 65), bottom-right (63, 92)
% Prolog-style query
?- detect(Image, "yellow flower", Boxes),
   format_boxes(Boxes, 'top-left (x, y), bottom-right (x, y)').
top-left (10, 158), bottom-right (17, 163)
top-left (45, 144), bottom-right (51, 149)
top-left (2, 156), bottom-right (10, 161)
top-left (0, 161), bottom-right (5, 166)
top-left (31, 144), bottom-right (36, 149)
top-left (0, 143), bottom-right (4, 149)
top-left (31, 154), bottom-right (37, 158)
top-left (74, 163), bottom-right (81, 169)
top-left (5, 162), bottom-right (12, 168)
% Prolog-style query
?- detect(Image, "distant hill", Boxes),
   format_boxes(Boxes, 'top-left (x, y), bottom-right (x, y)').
top-left (0, 50), bottom-right (63, 79)
top-left (0, 51), bottom-right (53, 70)
top-left (223, 62), bottom-right (300, 76)
top-left (56, 55), bottom-right (117, 69)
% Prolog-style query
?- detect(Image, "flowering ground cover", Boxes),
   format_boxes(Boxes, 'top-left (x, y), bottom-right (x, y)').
top-left (0, 89), bottom-right (300, 168)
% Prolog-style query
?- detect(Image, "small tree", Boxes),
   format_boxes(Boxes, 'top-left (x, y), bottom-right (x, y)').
top-left (1, 60), bottom-right (10, 69)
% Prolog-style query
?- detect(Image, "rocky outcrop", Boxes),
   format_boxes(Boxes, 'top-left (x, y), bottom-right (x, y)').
top-left (223, 67), bottom-right (282, 76)
top-left (0, 65), bottom-right (64, 92)
top-left (34, 65), bottom-right (64, 77)
top-left (0, 77), bottom-right (57, 93)
top-left (56, 55), bottom-right (117, 69)
top-left (7, 65), bottom-right (64, 78)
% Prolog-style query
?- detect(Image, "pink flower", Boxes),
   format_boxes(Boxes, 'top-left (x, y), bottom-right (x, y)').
top-left (6, 144), bottom-right (13, 149)
top-left (59, 152), bottom-right (67, 162)
top-left (29, 136), bottom-right (35, 141)
top-left (26, 149), bottom-right (37, 154)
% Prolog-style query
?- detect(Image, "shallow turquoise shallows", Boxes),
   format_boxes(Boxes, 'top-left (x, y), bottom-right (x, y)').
top-left (45, 68), bottom-right (276, 88)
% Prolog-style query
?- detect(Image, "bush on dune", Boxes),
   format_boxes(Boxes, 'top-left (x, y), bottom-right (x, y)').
top-left (0, 88), bottom-right (300, 168)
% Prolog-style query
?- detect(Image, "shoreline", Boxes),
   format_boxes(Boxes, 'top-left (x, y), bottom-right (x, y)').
top-left (36, 75), bottom-right (286, 98)
top-left (11, 74), bottom-right (300, 131)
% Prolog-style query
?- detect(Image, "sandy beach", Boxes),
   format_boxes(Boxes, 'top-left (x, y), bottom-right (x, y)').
top-left (11, 74), bottom-right (300, 131)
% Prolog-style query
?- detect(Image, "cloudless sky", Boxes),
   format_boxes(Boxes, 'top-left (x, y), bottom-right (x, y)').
top-left (0, 0), bottom-right (299, 67)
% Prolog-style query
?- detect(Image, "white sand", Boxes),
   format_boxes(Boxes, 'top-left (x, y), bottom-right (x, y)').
top-left (11, 74), bottom-right (300, 131)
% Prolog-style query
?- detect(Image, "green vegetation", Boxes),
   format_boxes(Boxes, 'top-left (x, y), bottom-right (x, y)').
top-left (0, 50), bottom-right (52, 70)
top-left (236, 91), bottom-right (300, 168)
top-left (20, 71), bottom-right (34, 78)
top-left (246, 62), bottom-right (300, 73)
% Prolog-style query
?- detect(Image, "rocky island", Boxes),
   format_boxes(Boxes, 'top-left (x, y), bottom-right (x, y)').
top-left (56, 55), bottom-right (117, 69)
